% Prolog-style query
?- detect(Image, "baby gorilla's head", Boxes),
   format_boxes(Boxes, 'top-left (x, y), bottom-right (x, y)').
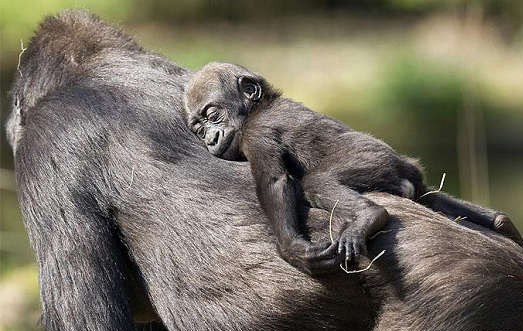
top-left (184, 62), bottom-right (275, 160)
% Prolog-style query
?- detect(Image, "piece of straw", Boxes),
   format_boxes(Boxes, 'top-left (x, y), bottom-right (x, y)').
top-left (369, 230), bottom-right (393, 240)
top-left (454, 216), bottom-right (467, 222)
top-left (340, 249), bottom-right (386, 274)
top-left (419, 173), bottom-right (446, 199)
top-left (17, 40), bottom-right (27, 78)
top-left (328, 200), bottom-right (339, 244)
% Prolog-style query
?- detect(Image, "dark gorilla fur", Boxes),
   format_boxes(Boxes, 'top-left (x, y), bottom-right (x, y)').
top-left (6, 10), bottom-right (523, 331)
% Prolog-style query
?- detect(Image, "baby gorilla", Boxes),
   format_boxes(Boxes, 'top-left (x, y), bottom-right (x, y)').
top-left (184, 62), bottom-right (522, 275)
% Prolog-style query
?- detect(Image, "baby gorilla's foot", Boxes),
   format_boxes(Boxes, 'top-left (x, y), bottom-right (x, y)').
top-left (494, 214), bottom-right (523, 246)
top-left (280, 239), bottom-right (339, 276)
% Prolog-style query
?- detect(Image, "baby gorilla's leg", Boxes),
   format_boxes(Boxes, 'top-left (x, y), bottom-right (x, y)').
top-left (301, 171), bottom-right (390, 266)
top-left (419, 191), bottom-right (523, 246)
top-left (400, 157), bottom-right (522, 245)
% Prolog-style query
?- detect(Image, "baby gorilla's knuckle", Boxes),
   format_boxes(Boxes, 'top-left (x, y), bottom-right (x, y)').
top-left (367, 205), bottom-right (390, 226)
top-left (400, 179), bottom-right (415, 198)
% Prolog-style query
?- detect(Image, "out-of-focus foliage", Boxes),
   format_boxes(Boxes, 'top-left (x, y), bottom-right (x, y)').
top-left (0, 265), bottom-right (39, 331)
top-left (387, 0), bottom-right (523, 42)
top-left (1, 0), bottom-right (132, 59)
top-left (379, 55), bottom-right (465, 120)
top-left (3, 0), bottom-right (523, 58)
top-left (2, 1), bottom-right (523, 330)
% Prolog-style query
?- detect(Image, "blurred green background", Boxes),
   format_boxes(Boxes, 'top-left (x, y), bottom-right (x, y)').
top-left (1, 0), bottom-right (523, 329)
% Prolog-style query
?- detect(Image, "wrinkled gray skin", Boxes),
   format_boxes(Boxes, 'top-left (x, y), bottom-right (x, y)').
top-left (6, 10), bottom-right (523, 331)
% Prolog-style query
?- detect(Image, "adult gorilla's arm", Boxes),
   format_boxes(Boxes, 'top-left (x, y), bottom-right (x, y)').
top-left (7, 10), bottom-right (523, 331)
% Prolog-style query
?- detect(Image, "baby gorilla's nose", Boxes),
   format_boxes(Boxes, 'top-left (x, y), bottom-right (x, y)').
top-left (206, 129), bottom-right (220, 146)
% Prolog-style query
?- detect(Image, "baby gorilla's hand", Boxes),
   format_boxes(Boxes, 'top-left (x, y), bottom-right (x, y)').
top-left (336, 228), bottom-right (367, 267)
top-left (280, 239), bottom-right (340, 276)
top-left (337, 205), bottom-right (390, 267)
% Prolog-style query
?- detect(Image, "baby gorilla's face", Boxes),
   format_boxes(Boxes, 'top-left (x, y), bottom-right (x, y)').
top-left (189, 102), bottom-right (243, 160)
top-left (184, 62), bottom-right (263, 161)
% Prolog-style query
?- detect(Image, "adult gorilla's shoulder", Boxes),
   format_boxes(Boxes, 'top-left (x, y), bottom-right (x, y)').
top-left (7, 10), bottom-right (523, 331)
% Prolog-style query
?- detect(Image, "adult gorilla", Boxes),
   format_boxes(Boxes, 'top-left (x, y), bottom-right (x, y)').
top-left (7, 10), bottom-right (523, 331)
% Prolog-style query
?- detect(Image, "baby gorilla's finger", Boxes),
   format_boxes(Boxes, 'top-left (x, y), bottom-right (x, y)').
top-left (307, 241), bottom-right (338, 261)
top-left (285, 239), bottom-right (341, 275)
top-left (303, 241), bottom-right (343, 275)
top-left (352, 239), bottom-right (369, 264)
top-left (352, 241), bottom-right (361, 263)
top-left (359, 241), bottom-right (368, 257)
top-left (309, 256), bottom-right (343, 274)
top-left (344, 240), bottom-right (354, 266)
top-left (338, 240), bottom-right (345, 255)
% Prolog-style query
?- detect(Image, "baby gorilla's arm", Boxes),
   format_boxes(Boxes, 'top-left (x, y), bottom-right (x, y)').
top-left (301, 170), bottom-right (390, 266)
top-left (247, 141), bottom-right (341, 275)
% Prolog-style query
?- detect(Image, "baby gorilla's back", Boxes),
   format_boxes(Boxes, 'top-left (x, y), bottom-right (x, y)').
top-left (262, 107), bottom-right (423, 198)
top-left (316, 130), bottom-right (423, 197)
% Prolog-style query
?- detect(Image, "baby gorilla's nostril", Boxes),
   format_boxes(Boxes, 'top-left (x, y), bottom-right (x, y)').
top-left (212, 130), bottom-right (221, 145)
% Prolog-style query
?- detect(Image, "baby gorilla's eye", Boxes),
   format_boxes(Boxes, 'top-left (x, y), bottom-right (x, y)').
top-left (206, 107), bottom-right (221, 123)
top-left (195, 126), bottom-right (206, 139)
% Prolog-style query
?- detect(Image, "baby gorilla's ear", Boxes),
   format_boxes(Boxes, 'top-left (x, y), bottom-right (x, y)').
top-left (238, 76), bottom-right (262, 102)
